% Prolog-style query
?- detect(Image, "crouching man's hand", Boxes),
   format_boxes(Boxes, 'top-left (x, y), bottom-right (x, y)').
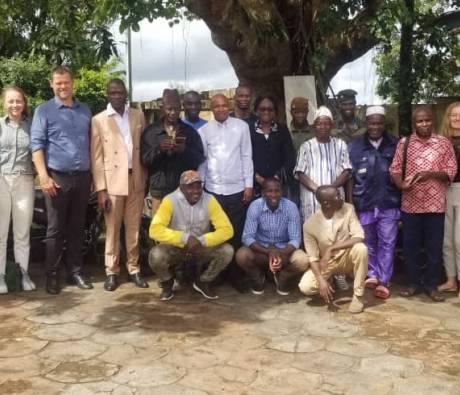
top-left (184, 235), bottom-right (202, 259)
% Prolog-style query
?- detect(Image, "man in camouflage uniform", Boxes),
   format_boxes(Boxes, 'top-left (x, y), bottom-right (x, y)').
top-left (332, 89), bottom-right (366, 143)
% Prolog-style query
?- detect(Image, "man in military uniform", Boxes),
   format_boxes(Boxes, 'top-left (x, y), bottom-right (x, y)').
top-left (289, 97), bottom-right (315, 152)
top-left (333, 89), bottom-right (366, 143)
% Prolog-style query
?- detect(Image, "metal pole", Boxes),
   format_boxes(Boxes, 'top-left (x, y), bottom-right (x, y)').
top-left (127, 27), bottom-right (133, 103)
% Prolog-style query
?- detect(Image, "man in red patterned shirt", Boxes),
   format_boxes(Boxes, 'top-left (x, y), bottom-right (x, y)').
top-left (390, 106), bottom-right (457, 301)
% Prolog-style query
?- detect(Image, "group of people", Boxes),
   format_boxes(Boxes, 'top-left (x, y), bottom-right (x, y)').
top-left (1, 65), bottom-right (460, 314)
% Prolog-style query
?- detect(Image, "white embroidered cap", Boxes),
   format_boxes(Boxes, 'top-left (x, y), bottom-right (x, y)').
top-left (365, 105), bottom-right (385, 117)
top-left (314, 106), bottom-right (333, 121)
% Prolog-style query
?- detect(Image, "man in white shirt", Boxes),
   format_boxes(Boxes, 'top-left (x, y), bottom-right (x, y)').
top-left (198, 94), bottom-right (253, 289)
top-left (91, 79), bottom-right (148, 291)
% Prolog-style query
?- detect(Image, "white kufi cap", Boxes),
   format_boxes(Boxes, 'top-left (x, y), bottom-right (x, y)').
top-left (366, 105), bottom-right (385, 117)
top-left (314, 106), bottom-right (333, 121)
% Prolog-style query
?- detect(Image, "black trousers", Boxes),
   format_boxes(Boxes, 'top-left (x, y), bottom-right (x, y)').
top-left (210, 190), bottom-right (246, 250)
top-left (44, 170), bottom-right (91, 275)
top-left (401, 211), bottom-right (444, 292)
top-left (209, 190), bottom-right (247, 282)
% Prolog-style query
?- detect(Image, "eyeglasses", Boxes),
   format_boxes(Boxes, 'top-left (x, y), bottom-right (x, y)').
top-left (450, 113), bottom-right (460, 120)
top-left (258, 107), bottom-right (274, 112)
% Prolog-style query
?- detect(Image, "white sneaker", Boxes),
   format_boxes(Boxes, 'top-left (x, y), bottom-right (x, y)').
top-left (334, 274), bottom-right (349, 291)
top-left (0, 275), bottom-right (8, 294)
top-left (21, 270), bottom-right (36, 291)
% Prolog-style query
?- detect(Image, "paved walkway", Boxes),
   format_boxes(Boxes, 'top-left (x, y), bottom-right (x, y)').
top-left (1, 268), bottom-right (460, 394)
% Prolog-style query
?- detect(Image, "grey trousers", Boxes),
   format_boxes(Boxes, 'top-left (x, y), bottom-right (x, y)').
top-left (149, 243), bottom-right (234, 282)
top-left (443, 184), bottom-right (460, 280)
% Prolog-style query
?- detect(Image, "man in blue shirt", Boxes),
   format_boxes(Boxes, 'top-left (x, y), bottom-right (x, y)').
top-left (235, 178), bottom-right (309, 295)
top-left (182, 90), bottom-right (207, 130)
top-left (31, 66), bottom-right (93, 294)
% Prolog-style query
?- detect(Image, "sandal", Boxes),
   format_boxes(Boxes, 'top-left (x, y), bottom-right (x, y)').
top-left (365, 277), bottom-right (379, 290)
top-left (374, 284), bottom-right (390, 299)
top-left (399, 287), bottom-right (420, 297)
top-left (437, 283), bottom-right (458, 293)
top-left (428, 290), bottom-right (445, 303)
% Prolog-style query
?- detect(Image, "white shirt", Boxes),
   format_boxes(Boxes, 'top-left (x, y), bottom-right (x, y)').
top-left (198, 117), bottom-right (253, 195)
top-left (107, 103), bottom-right (133, 169)
top-left (370, 137), bottom-right (383, 149)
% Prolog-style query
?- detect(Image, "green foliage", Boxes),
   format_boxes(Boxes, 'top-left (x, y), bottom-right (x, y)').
top-left (0, 56), bottom-right (120, 115)
top-left (374, 0), bottom-right (460, 103)
top-left (74, 64), bottom-right (122, 114)
top-left (0, 56), bottom-right (52, 113)
top-left (0, 0), bottom-right (118, 68)
top-left (1, 0), bottom-right (458, 106)
top-left (91, 0), bottom-right (187, 32)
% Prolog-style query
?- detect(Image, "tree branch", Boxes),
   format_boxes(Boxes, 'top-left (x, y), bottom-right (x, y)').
top-left (323, 0), bottom-right (384, 81)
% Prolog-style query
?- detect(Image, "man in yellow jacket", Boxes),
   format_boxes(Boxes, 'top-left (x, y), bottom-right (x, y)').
top-left (149, 170), bottom-right (234, 300)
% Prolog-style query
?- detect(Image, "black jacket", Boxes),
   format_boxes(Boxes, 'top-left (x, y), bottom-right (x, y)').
top-left (249, 121), bottom-right (296, 193)
top-left (141, 119), bottom-right (204, 198)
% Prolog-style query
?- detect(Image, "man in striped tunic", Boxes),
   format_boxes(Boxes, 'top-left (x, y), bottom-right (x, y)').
top-left (294, 106), bottom-right (352, 222)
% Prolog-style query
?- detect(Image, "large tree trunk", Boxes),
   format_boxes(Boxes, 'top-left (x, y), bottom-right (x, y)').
top-left (186, 0), bottom-right (383, 105)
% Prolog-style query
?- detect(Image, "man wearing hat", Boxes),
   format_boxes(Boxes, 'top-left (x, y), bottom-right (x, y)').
top-left (348, 106), bottom-right (400, 299)
top-left (294, 106), bottom-right (352, 221)
top-left (289, 97), bottom-right (315, 151)
top-left (333, 89), bottom-right (366, 143)
top-left (141, 89), bottom-right (204, 216)
top-left (149, 170), bottom-right (234, 300)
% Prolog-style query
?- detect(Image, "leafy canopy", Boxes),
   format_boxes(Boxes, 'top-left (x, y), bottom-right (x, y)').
top-left (0, 0), bottom-right (118, 68)
top-left (373, 0), bottom-right (460, 103)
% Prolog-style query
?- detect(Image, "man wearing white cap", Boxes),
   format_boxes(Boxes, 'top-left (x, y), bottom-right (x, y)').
top-left (294, 106), bottom-right (352, 221)
top-left (348, 106), bottom-right (400, 299)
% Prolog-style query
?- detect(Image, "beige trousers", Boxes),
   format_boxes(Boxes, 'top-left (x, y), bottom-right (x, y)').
top-left (104, 175), bottom-right (144, 275)
top-left (235, 246), bottom-right (309, 281)
top-left (443, 183), bottom-right (460, 280)
top-left (0, 174), bottom-right (34, 274)
top-left (299, 242), bottom-right (368, 297)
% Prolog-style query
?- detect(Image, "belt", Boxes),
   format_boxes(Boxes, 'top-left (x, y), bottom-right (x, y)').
top-left (48, 168), bottom-right (90, 176)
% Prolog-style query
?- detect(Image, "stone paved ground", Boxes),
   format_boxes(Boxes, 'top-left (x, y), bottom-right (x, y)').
top-left (1, 264), bottom-right (460, 394)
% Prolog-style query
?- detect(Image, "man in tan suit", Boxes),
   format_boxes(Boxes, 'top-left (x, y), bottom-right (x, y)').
top-left (91, 79), bottom-right (148, 291)
top-left (298, 185), bottom-right (368, 313)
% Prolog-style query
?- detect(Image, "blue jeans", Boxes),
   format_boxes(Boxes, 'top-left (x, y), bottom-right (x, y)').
top-left (401, 212), bottom-right (444, 292)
